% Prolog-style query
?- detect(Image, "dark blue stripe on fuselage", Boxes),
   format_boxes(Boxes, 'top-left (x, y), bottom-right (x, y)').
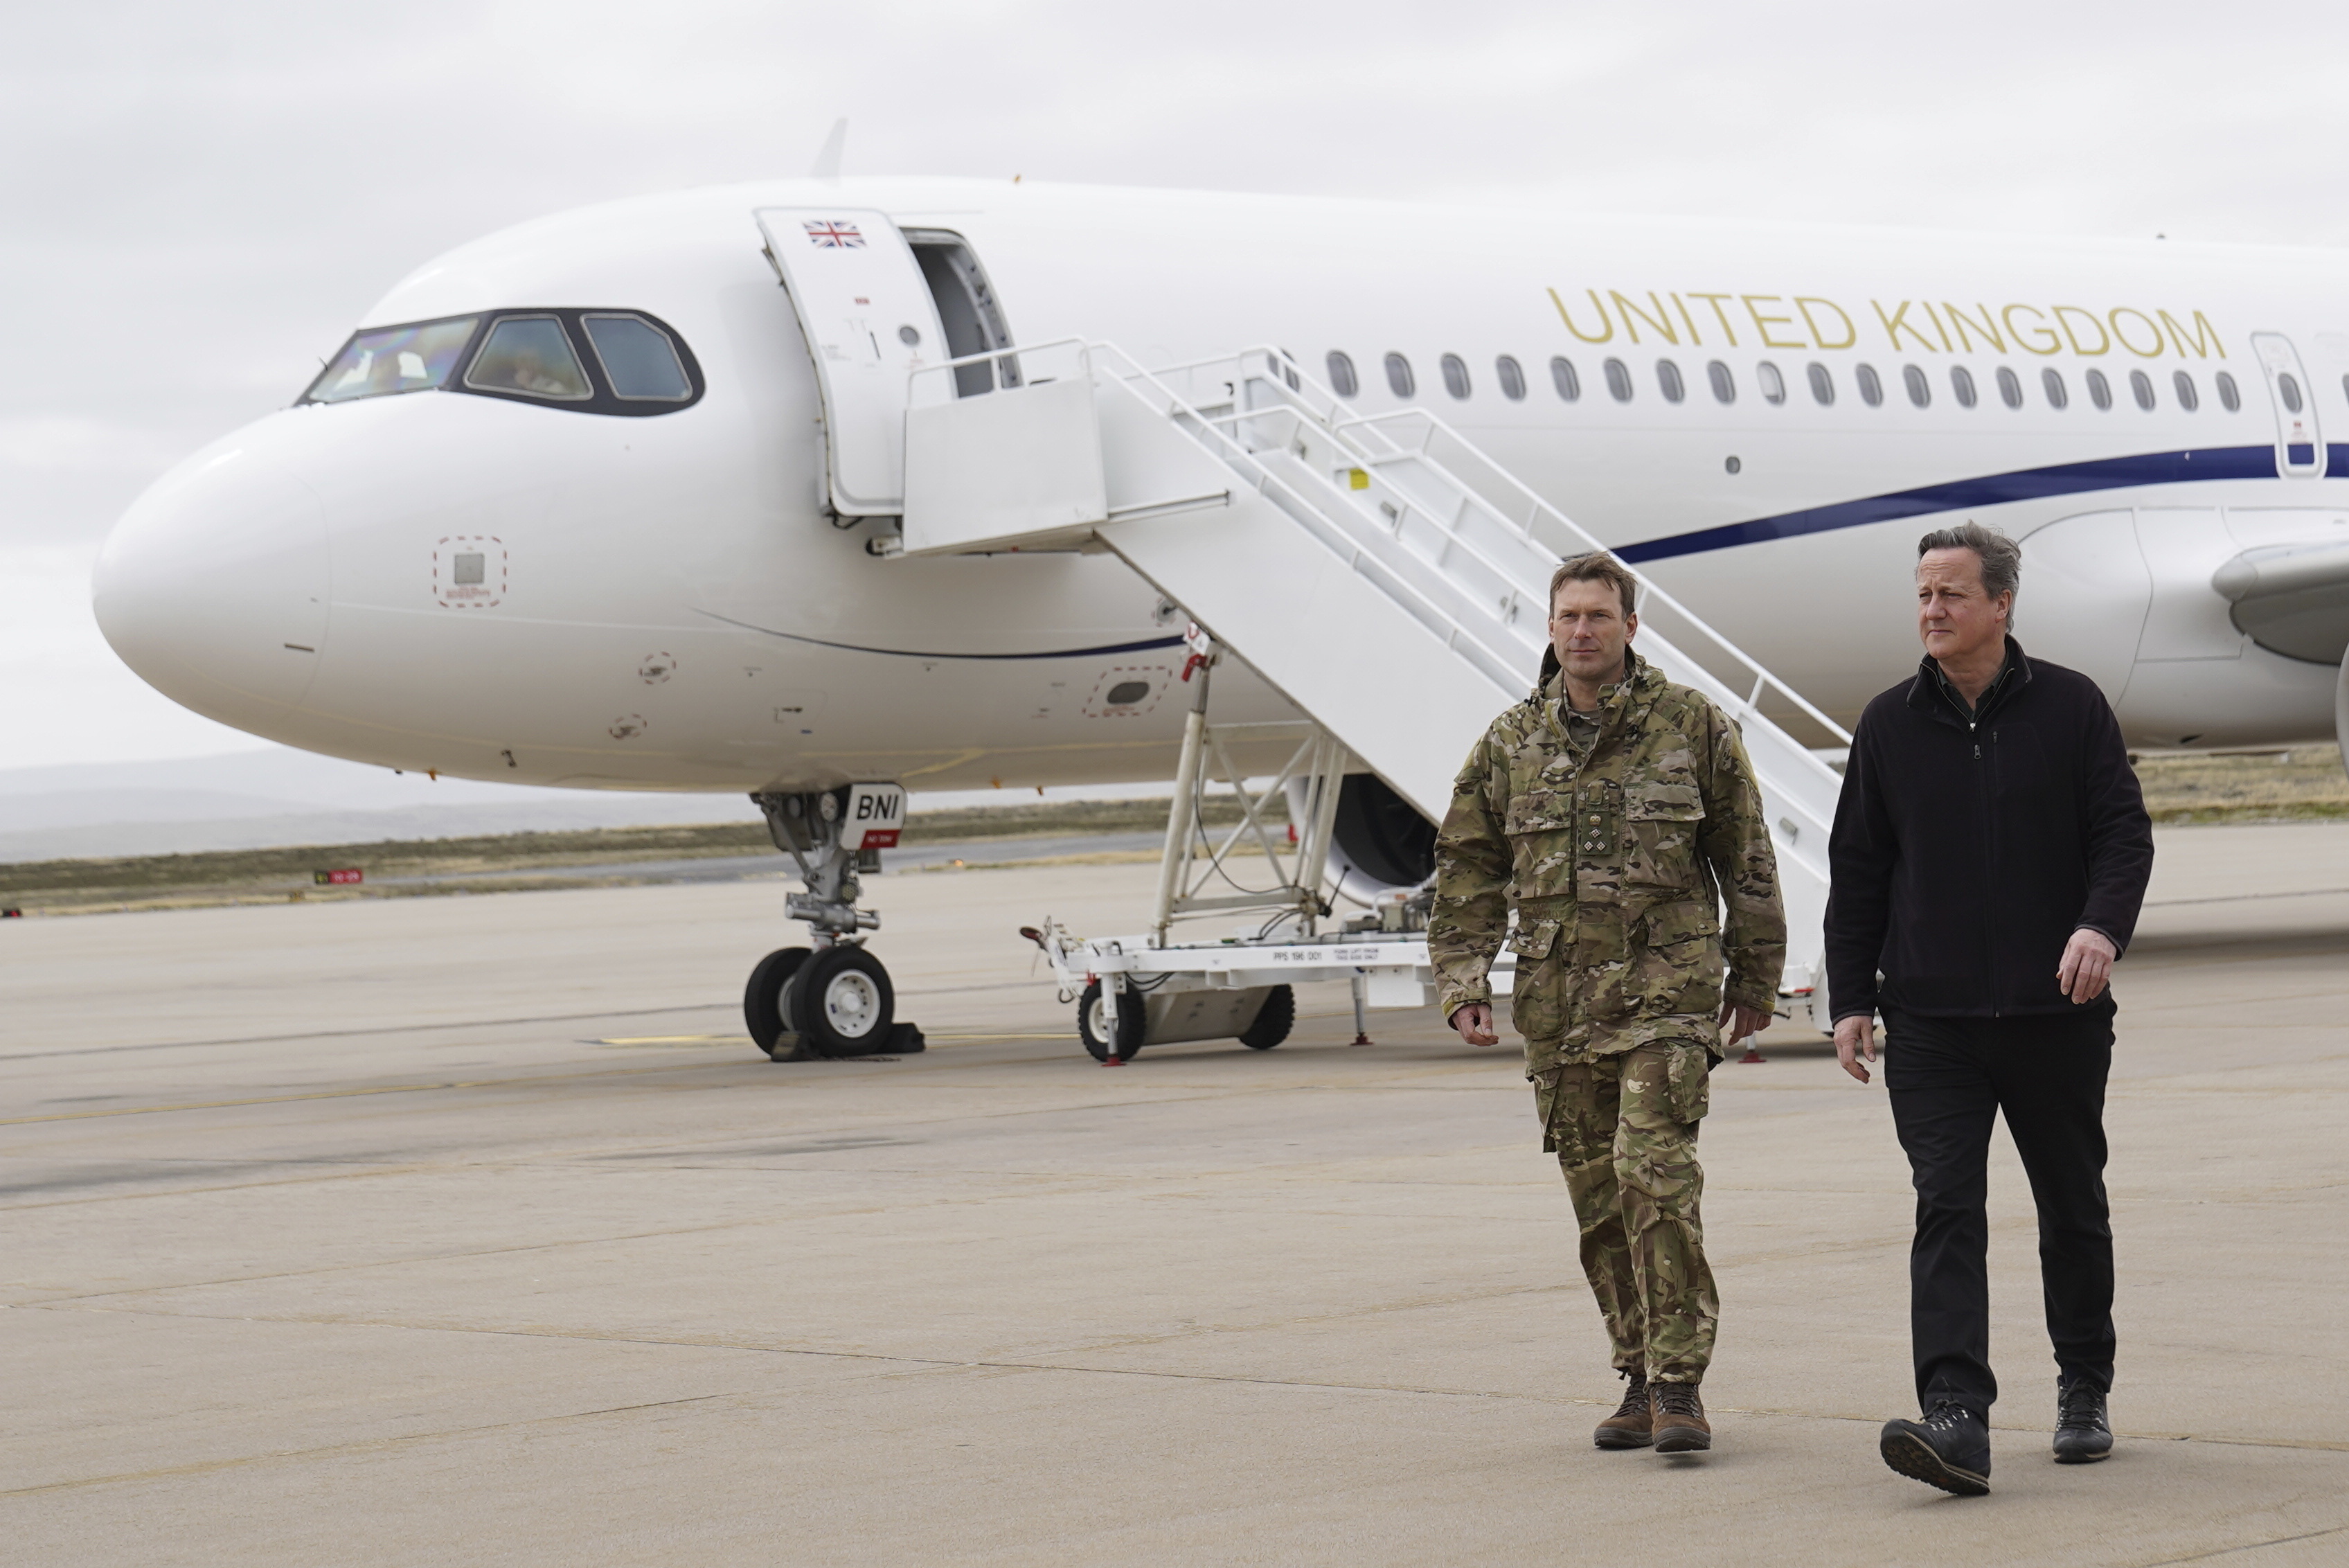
top-left (699, 609), bottom-right (1186, 661)
top-left (1615, 443), bottom-right (2332, 564)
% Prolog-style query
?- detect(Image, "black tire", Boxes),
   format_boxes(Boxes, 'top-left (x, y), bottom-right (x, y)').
top-left (1239, 984), bottom-right (1295, 1049)
top-left (792, 945), bottom-right (896, 1057)
top-left (1078, 980), bottom-right (1145, 1062)
top-left (744, 946), bottom-right (812, 1058)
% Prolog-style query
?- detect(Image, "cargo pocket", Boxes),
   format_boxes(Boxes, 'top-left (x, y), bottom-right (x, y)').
top-left (1663, 1040), bottom-right (1712, 1125)
top-left (1506, 917), bottom-right (1564, 1040)
top-left (1624, 781), bottom-right (1704, 889)
top-left (1634, 898), bottom-right (1724, 1015)
top-left (1536, 1063), bottom-right (1611, 1161)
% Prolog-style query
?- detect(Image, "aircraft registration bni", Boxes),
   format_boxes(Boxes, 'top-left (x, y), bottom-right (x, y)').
top-left (91, 178), bottom-right (2349, 1050)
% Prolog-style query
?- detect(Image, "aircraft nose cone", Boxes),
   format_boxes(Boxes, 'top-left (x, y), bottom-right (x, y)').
top-left (95, 438), bottom-right (330, 723)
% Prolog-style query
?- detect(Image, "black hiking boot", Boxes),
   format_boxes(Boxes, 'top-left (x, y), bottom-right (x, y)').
top-left (2053, 1376), bottom-right (2113, 1463)
top-left (1879, 1399), bottom-right (1991, 1495)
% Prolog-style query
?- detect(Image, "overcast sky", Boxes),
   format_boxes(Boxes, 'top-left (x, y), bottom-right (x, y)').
top-left (8, 0), bottom-right (2344, 768)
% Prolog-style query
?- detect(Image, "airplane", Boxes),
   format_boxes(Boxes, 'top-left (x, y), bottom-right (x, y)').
top-left (93, 175), bottom-right (2349, 1058)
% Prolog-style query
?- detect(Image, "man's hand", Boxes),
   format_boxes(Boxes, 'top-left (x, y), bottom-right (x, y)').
top-left (1449, 1002), bottom-right (1499, 1047)
top-left (1834, 1013), bottom-right (1878, 1084)
top-left (2057, 927), bottom-right (2118, 1004)
top-left (1717, 999), bottom-right (1771, 1050)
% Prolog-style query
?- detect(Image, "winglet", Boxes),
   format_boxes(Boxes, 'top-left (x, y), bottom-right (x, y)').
top-left (810, 118), bottom-right (847, 181)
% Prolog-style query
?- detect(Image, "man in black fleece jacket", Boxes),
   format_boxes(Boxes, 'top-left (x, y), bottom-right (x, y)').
top-left (1826, 522), bottom-right (2153, 1497)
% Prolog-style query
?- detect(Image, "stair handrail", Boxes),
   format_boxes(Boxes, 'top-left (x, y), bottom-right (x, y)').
top-left (1215, 347), bottom-right (1854, 751)
top-left (1082, 344), bottom-right (1847, 870)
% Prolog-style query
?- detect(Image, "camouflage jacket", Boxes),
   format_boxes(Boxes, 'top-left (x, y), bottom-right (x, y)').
top-left (1429, 650), bottom-right (1786, 1070)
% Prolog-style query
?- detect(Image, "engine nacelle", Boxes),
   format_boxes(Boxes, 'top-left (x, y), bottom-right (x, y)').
top-left (1289, 772), bottom-right (1438, 907)
top-left (2337, 648), bottom-right (2349, 778)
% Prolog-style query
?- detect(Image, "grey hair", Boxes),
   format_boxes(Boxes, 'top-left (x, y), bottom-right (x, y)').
top-left (1917, 522), bottom-right (2021, 622)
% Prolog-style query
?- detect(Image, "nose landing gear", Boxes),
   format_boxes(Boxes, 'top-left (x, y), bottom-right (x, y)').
top-left (744, 787), bottom-right (924, 1061)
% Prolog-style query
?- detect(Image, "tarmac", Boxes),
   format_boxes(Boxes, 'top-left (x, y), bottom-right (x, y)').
top-left (1, 821), bottom-right (2345, 1565)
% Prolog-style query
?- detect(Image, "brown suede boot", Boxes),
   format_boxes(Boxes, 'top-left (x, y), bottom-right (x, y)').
top-left (1652, 1380), bottom-right (1712, 1452)
top-left (1593, 1371), bottom-right (1652, 1450)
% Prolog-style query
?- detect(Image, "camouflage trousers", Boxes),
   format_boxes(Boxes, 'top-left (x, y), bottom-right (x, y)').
top-left (1532, 1039), bottom-right (1718, 1383)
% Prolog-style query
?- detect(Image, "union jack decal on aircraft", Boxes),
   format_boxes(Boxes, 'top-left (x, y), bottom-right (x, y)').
top-left (803, 220), bottom-right (866, 248)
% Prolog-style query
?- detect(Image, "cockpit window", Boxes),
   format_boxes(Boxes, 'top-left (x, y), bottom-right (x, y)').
top-left (581, 314), bottom-right (693, 400)
top-left (305, 317), bottom-right (479, 404)
top-left (302, 308), bottom-right (702, 416)
top-left (464, 317), bottom-right (593, 400)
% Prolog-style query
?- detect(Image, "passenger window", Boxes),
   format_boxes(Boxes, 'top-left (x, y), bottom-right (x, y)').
top-left (2087, 369), bottom-right (2113, 410)
top-left (1856, 364), bottom-right (1883, 406)
top-left (1707, 360), bottom-right (1735, 403)
top-left (1605, 358), bottom-right (1634, 402)
top-left (305, 316), bottom-right (480, 404)
top-left (2129, 369), bottom-right (2156, 411)
top-left (582, 314), bottom-right (692, 401)
top-left (1327, 351), bottom-right (1359, 398)
top-left (1384, 353), bottom-right (1415, 398)
top-left (1807, 362), bottom-right (1834, 405)
top-left (1657, 359), bottom-right (1685, 402)
top-left (1996, 366), bottom-right (2023, 408)
top-left (1758, 361), bottom-right (1786, 404)
top-left (2217, 371), bottom-right (2241, 411)
top-left (1550, 356), bottom-right (1581, 402)
top-left (2042, 368), bottom-right (2069, 409)
top-left (1440, 353), bottom-right (1472, 400)
top-left (2279, 372), bottom-right (2305, 413)
top-left (1496, 355), bottom-right (1526, 400)
top-left (1951, 366), bottom-right (1977, 408)
top-left (1904, 364), bottom-right (1930, 407)
top-left (2174, 371), bottom-right (2199, 411)
top-left (465, 317), bottom-right (593, 401)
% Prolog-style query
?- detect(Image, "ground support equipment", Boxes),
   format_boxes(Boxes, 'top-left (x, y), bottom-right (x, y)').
top-left (1028, 920), bottom-right (1518, 1065)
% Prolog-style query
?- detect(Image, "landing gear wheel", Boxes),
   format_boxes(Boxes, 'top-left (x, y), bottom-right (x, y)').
top-left (792, 945), bottom-right (896, 1058)
top-left (1078, 980), bottom-right (1145, 1062)
top-left (744, 946), bottom-right (812, 1058)
top-left (1240, 984), bottom-right (1295, 1049)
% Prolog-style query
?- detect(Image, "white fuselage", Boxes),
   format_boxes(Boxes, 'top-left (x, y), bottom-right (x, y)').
top-left (96, 178), bottom-right (2349, 796)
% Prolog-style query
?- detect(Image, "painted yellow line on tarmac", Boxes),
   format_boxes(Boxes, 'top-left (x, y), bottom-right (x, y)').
top-left (923, 1033), bottom-right (1066, 1042)
top-left (595, 1035), bottom-right (751, 1046)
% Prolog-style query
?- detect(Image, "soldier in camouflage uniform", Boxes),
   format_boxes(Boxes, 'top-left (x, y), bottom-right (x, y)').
top-left (1430, 552), bottom-right (1785, 1455)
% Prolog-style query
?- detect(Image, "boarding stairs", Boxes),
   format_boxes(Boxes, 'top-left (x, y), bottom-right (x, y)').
top-left (895, 342), bottom-right (1850, 1029)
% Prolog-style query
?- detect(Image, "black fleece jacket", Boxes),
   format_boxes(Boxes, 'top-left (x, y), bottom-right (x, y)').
top-left (1824, 637), bottom-right (2154, 1020)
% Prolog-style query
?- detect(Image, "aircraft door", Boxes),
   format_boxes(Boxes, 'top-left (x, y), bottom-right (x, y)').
top-left (2250, 332), bottom-right (2325, 478)
top-left (756, 208), bottom-right (946, 516)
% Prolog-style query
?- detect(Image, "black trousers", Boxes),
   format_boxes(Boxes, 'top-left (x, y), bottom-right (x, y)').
top-left (1882, 1006), bottom-right (2116, 1418)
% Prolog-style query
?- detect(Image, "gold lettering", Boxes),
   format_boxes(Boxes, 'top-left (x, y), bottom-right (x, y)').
top-left (2003, 304), bottom-right (2061, 355)
top-left (1921, 301), bottom-right (1955, 352)
top-left (2053, 305), bottom-right (2110, 356)
top-left (1941, 303), bottom-right (2006, 353)
top-left (1742, 294), bottom-right (1807, 350)
top-left (1548, 287), bottom-right (1614, 344)
top-left (1610, 290), bottom-right (1680, 346)
top-left (2108, 308), bottom-right (2165, 357)
top-left (1670, 292), bottom-right (1702, 344)
top-left (2156, 309), bottom-right (2225, 359)
top-left (1686, 292), bottom-right (1740, 346)
top-left (1872, 299), bottom-right (1938, 353)
top-left (1796, 296), bottom-right (1856, 350)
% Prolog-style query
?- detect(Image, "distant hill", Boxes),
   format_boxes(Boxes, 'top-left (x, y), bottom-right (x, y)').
top-left (0, 745), bottom-right (1174, 862)
top-left (0, 747), bottom-right (758, 861)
